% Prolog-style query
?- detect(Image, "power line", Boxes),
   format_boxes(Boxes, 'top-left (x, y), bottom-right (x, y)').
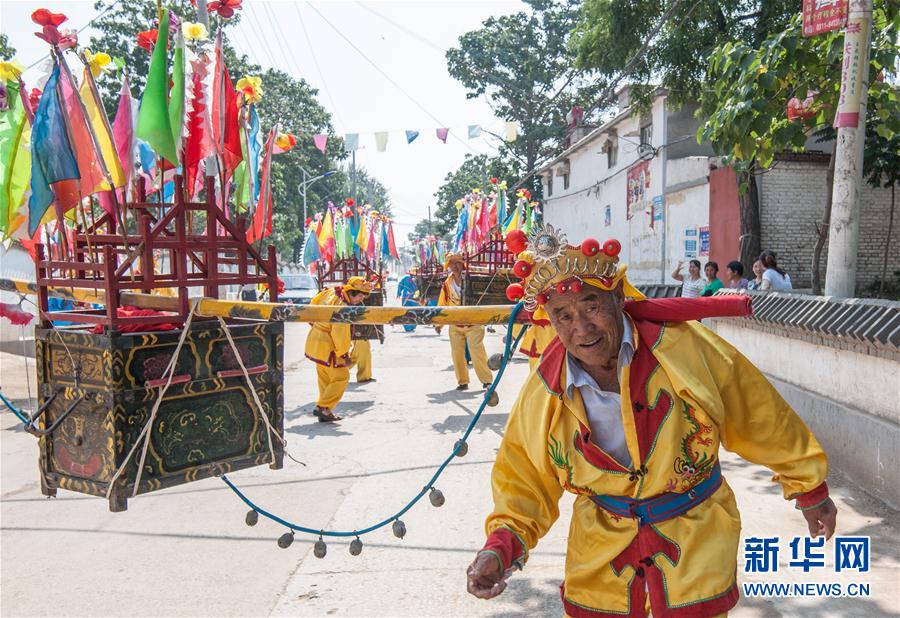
top-left (354, 2), bottom-right (445, 55)
top-left (293, 2), bottom-right (346, 131)
top-left (242, 2), bottom-right (282, 70)
top-left (261, 1), bottom-right (306, 80)
top-left (303, 1), bottom-right (485, 157)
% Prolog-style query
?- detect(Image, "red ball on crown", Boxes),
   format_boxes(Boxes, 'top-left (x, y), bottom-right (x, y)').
top-left (603, 239), bottom-right (621, 257)
top-left (581, 238), bottom-right (600, 256)
top-left (505, 283), bottom-right (524, 302)
top-left (505, 230), bottom-right (528, 254)
top-left (513, 260), bottom-right (532, 278)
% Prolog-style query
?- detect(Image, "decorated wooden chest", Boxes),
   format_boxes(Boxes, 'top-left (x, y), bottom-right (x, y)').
top-left (34, 319), bottom-right (284, 511)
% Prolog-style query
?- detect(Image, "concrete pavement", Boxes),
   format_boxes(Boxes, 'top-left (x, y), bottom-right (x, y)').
top-left (1, 304), bottom-right (898, 617)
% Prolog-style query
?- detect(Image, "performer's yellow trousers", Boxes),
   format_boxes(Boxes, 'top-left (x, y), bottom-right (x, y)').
top-left (449, 325), bottom-right (492, 386)
top-left (350, 339), bottom-right (372, 382)
top-left (315, 363), bottom-right (349, 410)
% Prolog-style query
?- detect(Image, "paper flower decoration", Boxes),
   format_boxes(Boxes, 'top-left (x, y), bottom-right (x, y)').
top-left (490, 177), bottom-right (498, 184)
top-left (28, 88), bottom-right (42, 111)
top-left (31, 8), bottom-right (67, 27)
top-left (274, 132), bottom-right (297, 153)
top-left (182, 21), bottom-right (208, 41)
top-left (207, 0), bottom-right (243, 18)
top-left (235, 75), bottom-right (262, 104)
top-left (0, 60), bottom-right (24, 82)
top-left (346, 198), bottom-right (355, 207)
top-left (84, 50), bottom-right (111, 77)
top-left (32, 9), bottom-right (77, 48)
top-left (137, 29), bottom-right (159, 52)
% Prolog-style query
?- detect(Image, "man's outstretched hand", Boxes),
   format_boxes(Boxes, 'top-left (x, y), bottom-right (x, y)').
top-left (802, 497), bottom-right (838, 539)
top-left (466, 552), bottom-right (506, 599)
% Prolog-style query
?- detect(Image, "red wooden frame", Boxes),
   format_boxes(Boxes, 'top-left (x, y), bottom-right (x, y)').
top-left (35, 175), bottom-right (279, 331)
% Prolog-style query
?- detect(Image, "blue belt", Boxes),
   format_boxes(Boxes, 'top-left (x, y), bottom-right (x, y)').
top-left (590, 462), bottom-right (722, 525)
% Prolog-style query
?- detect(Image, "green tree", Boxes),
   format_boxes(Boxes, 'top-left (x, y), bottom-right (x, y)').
top-left (0, 34), bottom-right (16, 60)
top-left (699, 4), bottom-right (899, 292)
top-left (410, 154), bottom-right (519, 242)
top-left (446, 0), bottom-right (600, 194)
top-left (572, 0), bottom-right (799, 109)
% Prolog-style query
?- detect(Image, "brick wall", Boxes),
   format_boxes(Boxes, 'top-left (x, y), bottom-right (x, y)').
top-left (757, 157), bottom-right (898, 293)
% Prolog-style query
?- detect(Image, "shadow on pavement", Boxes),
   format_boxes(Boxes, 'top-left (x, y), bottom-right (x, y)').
top-left (487, 576), bottom-right (563, 617)
top-left (432, 413), bottom-right (509, 436)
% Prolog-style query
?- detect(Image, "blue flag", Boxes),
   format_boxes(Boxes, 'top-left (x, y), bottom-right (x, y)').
top-left (405, 130), bottom-right (419, 144)
top-left (28, 63), bottom-right (79, 234)
top-left (247, 107), bottom-right (262, 200)
top-left (302, 228), bottom-right (321, 266)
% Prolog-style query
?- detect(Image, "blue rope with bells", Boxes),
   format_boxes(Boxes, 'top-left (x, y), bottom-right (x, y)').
top-left (220, 301), bottom-right (528, 556)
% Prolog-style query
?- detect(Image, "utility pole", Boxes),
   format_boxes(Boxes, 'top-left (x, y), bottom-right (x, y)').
top-left (427, 206), bottom-right (432, 235)
top-left (825, 0), bottom-right (874, 297)
top-left (351, 150), bottom-right (357, 204)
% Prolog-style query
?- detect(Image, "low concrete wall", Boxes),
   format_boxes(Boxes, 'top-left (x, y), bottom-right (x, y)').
top-left (709, 293), bottom-right (899, 509)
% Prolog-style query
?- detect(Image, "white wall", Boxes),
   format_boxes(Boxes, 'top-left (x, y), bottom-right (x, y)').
top-left (0, 246), bottom-right (37, 345)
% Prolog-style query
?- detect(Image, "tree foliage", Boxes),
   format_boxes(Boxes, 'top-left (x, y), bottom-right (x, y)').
top-left (410, 154), bottom-right (519, 241)
top-left (446, 0), bottom-right (600, 192)
top-left (572, 0), bottom-right (800, 108)
top-left (0, 34), bottom-right (16, 60)
top-left (698, 5), bottom-right (899, 176)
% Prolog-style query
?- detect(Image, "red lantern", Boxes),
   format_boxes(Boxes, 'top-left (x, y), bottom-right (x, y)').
top-left (536, 292), bottom-right (549, 305)
top-left (556, 282), bottom-right (568, 294)
top-left (603, 239), bottom-right (621, 257)
top-left (581, 238), bottom-right (600, 256)
top-left (513, 260), bottom-right (532, 278)
top-left (505, 283), bottom-right (524, 302)
top-left (570, 280), bottom-right (583, 293)
top-left (505, 230), bottom-right (528, 254)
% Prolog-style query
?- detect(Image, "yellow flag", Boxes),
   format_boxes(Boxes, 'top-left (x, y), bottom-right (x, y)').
top-left (79, 68), bottom-right (125, 187)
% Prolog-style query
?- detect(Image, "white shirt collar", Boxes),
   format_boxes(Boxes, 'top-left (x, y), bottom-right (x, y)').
top-left (565, 314), bottom-right (634, 397)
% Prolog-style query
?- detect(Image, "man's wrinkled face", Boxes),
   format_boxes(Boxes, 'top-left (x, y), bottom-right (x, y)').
top-left (545, 283), bottom-right (625, 369)
top-left (347, 291), bottom-right (367, 305)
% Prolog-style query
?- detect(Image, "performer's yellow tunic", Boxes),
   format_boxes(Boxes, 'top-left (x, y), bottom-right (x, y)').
top-left (438, 275), bottom-right (492, 386)
top-left (304, 288), bottom-right (352, 409)
top-left (519, 320), bottom-right (556, 369)
top-left (484, 314), bottom-right (828, 618)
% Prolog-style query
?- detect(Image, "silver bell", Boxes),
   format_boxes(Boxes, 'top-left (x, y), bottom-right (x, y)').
top-left (487, 353), bottom-right (503, 371)
top-left (429, 487), bottom-right (445, 507)
top-left (349, 537), bottom-right (363, 556)
top-left (392, 520), bottom-right (406, 539)
top-left (277, 531), bottom-right (294, 549)
top-left (313, 536), bottom-right (327, 558)
top-left (454, 439), bottom-right (468, 457)
top-left (245, 510), bottom-right (259, 526)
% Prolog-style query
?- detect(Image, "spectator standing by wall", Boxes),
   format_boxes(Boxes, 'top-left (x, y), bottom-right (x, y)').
top-left (747, 259), bottom-right (765, 290)
top-left (759, 250), bottom-right (793, 291)
top-left (726, 261), bottom-right (750, 290)
top-left (702, 262), bottom-right (724, 296)
top-left (672, 259), bottom-right (706, 298)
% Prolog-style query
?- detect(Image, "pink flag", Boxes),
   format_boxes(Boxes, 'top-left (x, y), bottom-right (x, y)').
top-left (313, 133), bottom-right (328, 154)
top-left (436, 127), bottom-right (449, 143)
top-left (112, 77), bottom-right (135, 190)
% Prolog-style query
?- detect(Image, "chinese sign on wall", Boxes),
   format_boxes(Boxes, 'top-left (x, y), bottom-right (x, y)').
top-left (802, 0), bottom-right (848, 37)
top-left (626, 160), bottom-right (651, 220)
top-left (684, 227), bottom-right (698, 258)
top-left (699, 226), bottom-right (710, 257)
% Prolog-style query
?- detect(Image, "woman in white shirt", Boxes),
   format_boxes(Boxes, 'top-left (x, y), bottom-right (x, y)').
top-left (759, 250), bottom-right (793, 291)
top-left (671, 259), bottom-right (706, 298)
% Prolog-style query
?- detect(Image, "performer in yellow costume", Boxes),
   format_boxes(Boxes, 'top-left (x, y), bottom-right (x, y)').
top-left (437, 253), bottom-right (493, 391)
top-left (304, 276), bottom-right (372, 422)
top-left (466, 226), bottom-right (836, 617)
top-left (349, 276), bottom-right (380, 384)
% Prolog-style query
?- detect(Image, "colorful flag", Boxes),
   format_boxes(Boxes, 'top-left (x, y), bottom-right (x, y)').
top-left (502, 199), bottom-right (522, 235)
top-left (374, 132), bottom-right (388, 152)
top-left (211, 31), bottom-right (242, 183)
top-left (59, 60), bottom-right (110, 196)
top-left (112, 77), bottom-right (134, 188)
top-left (183, 58), bottom-right (211, 199)
top-left (467, 125), bottom-right (481, 139)
top-left (317, 207), bottom-right (335, 263)
top-left (78, 66), bottom-right (125, 188)
top-left (313, 133), bottom-right (327, 154)
top-left (386, 221), bottom-right (399, 260)
top-left (504, 121), bottom-right (518, 141)
top-left (355, 211), bottom-right (368, 251)
top-left (301, 227), bottom-right (321, 266)
top-left (27, 63), bottom-right (79, 235)
top-left (344, 133), bottom-right (359, 151)
top-left (136, 9), bottom-right (178, 164)
top-left (168, 29), bottom-right (186, 157)
top-left (0, 80), bottom-right (31, 237)
top-left (405, 130), bottom-right (419, 144)
top-left (436, 127), bottom-right (449, 143)
top-left (247, 128), bottom-right (276, 243)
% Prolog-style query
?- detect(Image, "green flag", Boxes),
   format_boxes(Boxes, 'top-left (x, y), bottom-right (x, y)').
top-left (136, 9), bottom-right (177, 164)
top-left (0, 81), bottom-right (31, 237)
top-left (168, 29), bottom-right (185, 156)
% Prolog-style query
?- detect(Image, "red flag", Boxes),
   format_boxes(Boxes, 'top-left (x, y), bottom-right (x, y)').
top-left (387, 221), bottom-right (399, 260)
top-left (246, 128), bottom-right (276, 243)
top-left (212, 32), bottom-right (242, 185)
top-left (58, 60), bottom-right (109, 201)
top-left (184, 56), bottom-right (212, 199)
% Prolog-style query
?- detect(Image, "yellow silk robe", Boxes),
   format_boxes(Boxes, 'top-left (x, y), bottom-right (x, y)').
top-left (304, 288), bottom-right (351, 367)
top-left (483, 315), bottom-right (828, 618)
top-left (519, 321), bottom-right (557, 368)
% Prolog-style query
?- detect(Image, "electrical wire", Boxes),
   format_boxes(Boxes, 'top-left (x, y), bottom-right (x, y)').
top-left (292, 2), bottom-right (346, 131)
top-left (221, 301), bottom-right (527, 539)
top-left (302, 1), bottom-right (485, 157)
top-left (242, 2), bottom-right (282, 70)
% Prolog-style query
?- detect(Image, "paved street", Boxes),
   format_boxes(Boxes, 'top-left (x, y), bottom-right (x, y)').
top-left (1, 301), bottom-right (898, 617)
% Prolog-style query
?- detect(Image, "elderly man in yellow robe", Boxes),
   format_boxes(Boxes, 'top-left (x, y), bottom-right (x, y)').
top-left (437, 253), bottom-right (493, 391)
top-left (466, 226), bottom-right (836, 617)
top-left (304, 276), bottom-right (372, 422)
